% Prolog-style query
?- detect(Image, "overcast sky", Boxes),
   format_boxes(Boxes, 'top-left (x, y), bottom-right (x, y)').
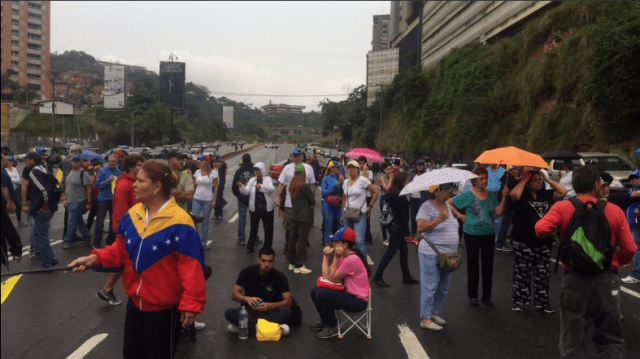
top-left (51, 1), bottom-right (390, 112)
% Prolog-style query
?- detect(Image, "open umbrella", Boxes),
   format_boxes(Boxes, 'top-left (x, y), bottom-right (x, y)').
top-left (475, 146), bottom-right (549, 169)
top-left (541, 150), bottom-right (581, 160)
top-left (399, 168), bottom-right (478, 196)
top-left (77, 150), bottom-right (105, 162)
top-left (634, 148), bottom-right (640, 157)
top-left (345, 148), bottom-right (385, 163)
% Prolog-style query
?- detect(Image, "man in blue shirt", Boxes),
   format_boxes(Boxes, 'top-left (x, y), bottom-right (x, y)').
top-left (622, 170), bottom-right (640, 284)
top-left (93, 154), bottom-right (121, 248)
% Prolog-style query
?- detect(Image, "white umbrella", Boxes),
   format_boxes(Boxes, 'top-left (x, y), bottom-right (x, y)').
top-left (399, 168), bottom-right (478, 196)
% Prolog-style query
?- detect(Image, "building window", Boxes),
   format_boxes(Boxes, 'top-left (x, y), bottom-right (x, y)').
top-left (28, 63), bottom-right (41, 70)
top-left (12, 50), bottom-right (19, 57)
top-left (28, 74), bottom-right (41, 80)
top-left (12, 9), bottom-right (20, 15)
top-left (28, 2), bottom-right (42, 10)
top-left (383, 24), bottom-right (387, 28)
top-left (12, 61), bottom-right (19, 67)
top-left (12, 40), bottom-right (19, 46)
top-left (12, 19), bottom-right (20, 26)
top-left (28, 33), bottom-right (41, 40)
top-left (382, 30), bottom-right (387, 34)
top-left (28, 22), bottom-right (42, 30)
top-left (28, 12), bottom-right (42, 20)
top-left (27, 43), bottom-right (42, 50)
top-left (12, 29), bottom-right (19, 36)
top-left (27, 53), bottom-right (41, 60)
top-left (13, 0), bottom-right (21, 4)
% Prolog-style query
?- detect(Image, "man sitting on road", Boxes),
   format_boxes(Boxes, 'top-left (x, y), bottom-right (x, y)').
top-left (225, 247), bottom-right (295, 335)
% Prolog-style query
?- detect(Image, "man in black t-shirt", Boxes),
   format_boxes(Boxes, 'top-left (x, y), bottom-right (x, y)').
top-left (225, 247), bottom-right (293, 333)
top-left (509, 171), bottom-right (567, 313)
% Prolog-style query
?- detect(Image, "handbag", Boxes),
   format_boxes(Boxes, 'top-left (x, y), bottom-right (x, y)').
top-left (379, 199), bottom-right (394, 227)
top-left (316, 276), bottom-right (345, 291)
top-left (425, 240), bottom-right (462, 272)
top-left (256, 319), bottom-right (282, 341)
top-left (342, 182), bottom-right (361, 222)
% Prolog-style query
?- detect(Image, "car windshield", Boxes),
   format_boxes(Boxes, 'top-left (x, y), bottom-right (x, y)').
top-left (582, 156), bottom-right (637, 171)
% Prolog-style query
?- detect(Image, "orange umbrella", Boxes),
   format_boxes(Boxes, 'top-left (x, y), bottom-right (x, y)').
top-left (474, 146), bottom-right (549, 169)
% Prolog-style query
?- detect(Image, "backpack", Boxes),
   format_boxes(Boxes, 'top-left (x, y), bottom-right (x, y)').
top-left (556, 197), bottom-right (613, 275)
top-left (379, 198), bottom-right (395, 227)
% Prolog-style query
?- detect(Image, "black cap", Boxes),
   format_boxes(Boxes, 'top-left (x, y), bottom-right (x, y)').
top-left (26, 152), bottom-right (41, 165)
top-left (166, 152), bottom-right (182, 161)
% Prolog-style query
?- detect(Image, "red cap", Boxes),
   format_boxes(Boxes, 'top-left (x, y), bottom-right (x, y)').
top-left (342, 228), bottom-right (356, 242)
top-left (82, 163), bottom-right (90, 169)
top-left (115, 150), bottom-right (123, 157)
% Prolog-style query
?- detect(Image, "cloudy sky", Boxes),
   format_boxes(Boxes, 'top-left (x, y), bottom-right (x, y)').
top-left (51, 1), bottom-right (390, 111)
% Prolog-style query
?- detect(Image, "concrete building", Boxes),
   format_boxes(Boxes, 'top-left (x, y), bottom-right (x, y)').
top-left (371, 14), bottom-right (390, 51)
top-left (261, 101), bottom-right (305, 118)
top-left (1, 1), bottom-right (51, 101)
top-left (389, 1), bottom-right (422, 70)
top-left (420, 1), bottom-right (554, 69)
top-left (366, 47), bottom-right (399, 107)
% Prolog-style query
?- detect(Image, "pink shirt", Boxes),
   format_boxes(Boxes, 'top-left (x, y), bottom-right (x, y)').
top-left (338, 253), bottom-right (370, 301)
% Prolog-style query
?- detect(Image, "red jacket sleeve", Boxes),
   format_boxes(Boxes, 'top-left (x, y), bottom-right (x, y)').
top-left (536, 201), bottom-right (566, 239)
top-left (176, 253), bottom-right (207, 313)
top-left (608, 204), bottom-right (637, 266)
top-left (91, 235), bottom-right (128, 269)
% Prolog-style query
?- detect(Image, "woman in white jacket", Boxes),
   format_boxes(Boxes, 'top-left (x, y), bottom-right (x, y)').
top-left (238, 162), bottom-right (275, 253)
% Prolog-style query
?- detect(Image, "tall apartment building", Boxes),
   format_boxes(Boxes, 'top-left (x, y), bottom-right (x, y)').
top-left (261, 101), bottom-right (306, 118)
top-left (366, 47), bottom-right (399, 107)
top-left (371, 15), bottom-right (390, 51)
top-left (1, 1), bottom-right (51, 102)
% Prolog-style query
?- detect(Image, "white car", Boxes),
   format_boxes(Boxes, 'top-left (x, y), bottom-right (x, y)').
top-left (265, 142), bottom-right (278, 149)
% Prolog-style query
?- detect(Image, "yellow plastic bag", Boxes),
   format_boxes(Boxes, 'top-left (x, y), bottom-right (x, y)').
top-left (256, 318), bottom-right (282, 341)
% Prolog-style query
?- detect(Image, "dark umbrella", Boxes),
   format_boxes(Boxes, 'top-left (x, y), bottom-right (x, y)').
top-left (540, 150), bottom-right (581, 160)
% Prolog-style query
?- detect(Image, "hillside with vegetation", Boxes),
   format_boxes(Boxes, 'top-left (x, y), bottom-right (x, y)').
top-left (322, 1), bottom-right (640, 163)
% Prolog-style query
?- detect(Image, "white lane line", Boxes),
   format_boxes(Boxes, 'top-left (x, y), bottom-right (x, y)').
top-left (228, 213), bottom-right (239, 223)
top-left (16, 239), bottom-right (63, 259)
top-left (550, 258), bottom-right (640, 299)
top-left (66, 333), bottom-right (108, 359)
top-left (398, 324), bottom-right (430, 359)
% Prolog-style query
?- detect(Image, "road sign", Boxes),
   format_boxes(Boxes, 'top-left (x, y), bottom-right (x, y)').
top-left (158, 62), bottom-right (186, 109)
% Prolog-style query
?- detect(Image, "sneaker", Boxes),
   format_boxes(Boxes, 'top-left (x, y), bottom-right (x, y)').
top-left (317, 326), bottom-right (339, 339)
top-left (420, 320), bottom-right (443, 331)
top-left (227, 324), bottom-right (239, 334)
top-left (96, 288), bottom-right (122, 306)
top-left (294, 266), bottom-right (313, 274)
top-left (238, 240), bottom-right (245, 245)
top-left (280, 324), bottom-right (290, 336)
top-left (372, 277), bottom-right (390, 287)
top-left (51, 258), bottom-right (59, 267)
top-left (481, 299), bottom-right (494, 306)
top-left (203, 244), bottom-right (211, 250)
top-left (309, 321), bottom-right (325, 331)
top-left (402, 277), bottom-right (420, 285)
top-left (469, 298), bottom-right (479, 306)
top-left (537, 305), bottom-right (555, 314)
top-left (17, 221), bottom-right (28, 228)
top-left (78, 241), bottom-right (92, 247)
top-left (63, 242), bottom-right (72, 249)
top-left (194, 321), bottom-right (205, 330)
top-left (29, 253), bottom-right (41, 259)
top-left (288, 264), bottom-right (295, 271)
top-left (406, 236), bottom-right (416, 243)
top-left (621, 276), bottom-right (640, 284)
top-left (383, 240), bottom-right (389, 246)
top-left (430, 315), bottom-right (446, 326)
top-left (512, 304), bottom-right (524, 312)
top-left (496, 246), bottom-right (512, 252)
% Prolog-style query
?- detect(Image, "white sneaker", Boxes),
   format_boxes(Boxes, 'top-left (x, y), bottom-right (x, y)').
top-left (280, 324), bottom-right (290, 336)
top-left (621, 276), bottom-right (640, 284)
top-left (288, 264), bottom-right (295, 271)
top-left (227, 324), bottom-right (239, 333)
top-left (383, 240), bottom-right (389, 246)
top-left (294, 265), bottom-right (312, 274)
top-left (194, 321), bottom-right (205, 330)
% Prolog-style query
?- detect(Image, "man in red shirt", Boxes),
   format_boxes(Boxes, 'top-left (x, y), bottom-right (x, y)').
top-left (535, 165), bottom-right (636, 359)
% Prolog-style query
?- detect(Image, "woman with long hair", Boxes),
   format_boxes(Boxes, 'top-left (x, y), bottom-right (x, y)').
top-left (372, 172), bottom-right (419, 287)
top-left (288, 164), bottom-right (316, 274)
top-left (378, 162), bottom-right (394, 245)
top-left (68, 160), bottom-right (206, 359)
top-left (448, 166), bottom-right (509, 306)
top-left (192, 155), bottom-right (218, 250)
top-left (341, 160), bottom-right (379, 263)
top-left (310, 227), bottom-right (371, 339)
top-left (416, 183), bottom-right (459, 331)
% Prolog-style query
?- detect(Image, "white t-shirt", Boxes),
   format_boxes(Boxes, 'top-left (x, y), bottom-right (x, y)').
top-left (410, 172), bottom-right (427, 199)
top-left (278, 162), bottom-right (315, 208)
top-left (193, 169), bottom-right (218, 202)
top-left (343, 176), bottom-right (371, 212)
top-left (360, 170), bottom-right (374, 198)
top-left (559, 170), bottom-right (575, 199)
top-left (7, 167), bottom-right (21, 187)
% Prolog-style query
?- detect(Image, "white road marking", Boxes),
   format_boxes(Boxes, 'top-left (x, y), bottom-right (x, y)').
top-left (66, 333), bottom-right (108, 359)
top-left (228, 213), bottom-right (239, 223)
top-left (550, 258), bottom-right (640, 299)
top-left (16, 239), bottom-right (62, 259)
top-left (397, 324), bottom-right (430, 359)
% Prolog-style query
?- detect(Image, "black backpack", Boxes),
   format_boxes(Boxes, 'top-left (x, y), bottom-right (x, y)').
top-left (556, 197), bottom-right (613, 275)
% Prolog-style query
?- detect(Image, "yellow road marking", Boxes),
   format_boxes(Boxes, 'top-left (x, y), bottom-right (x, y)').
top-left (1, 275), bottom-right (23, 305)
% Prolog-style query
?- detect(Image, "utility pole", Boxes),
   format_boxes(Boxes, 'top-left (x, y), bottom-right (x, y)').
top-left (49, 70), bottom-right (59, 148)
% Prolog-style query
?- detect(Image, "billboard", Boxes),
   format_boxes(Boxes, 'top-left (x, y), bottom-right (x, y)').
top-left (104, 65), bottom-right (126, 109)
top-left (223, 106), bottom-right (234, 128)
top-left (159, 62), bottom-right (186, 109)
top-left (1, 104), bottom-right (9, 136)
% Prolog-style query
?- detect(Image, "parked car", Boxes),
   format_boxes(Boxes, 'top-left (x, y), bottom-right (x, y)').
top-left (547, 152), bottom-right (638, 193)
top-left (203, 149), bottom-right (216, 157)
top-left (149, 147), bottom-right (166, 159)
top-left (265, 142), bottom-right (278, 149)
top-left (190, 146), bottom-right (202, 154)
top-left (129, 147), bottom-right (151, 159)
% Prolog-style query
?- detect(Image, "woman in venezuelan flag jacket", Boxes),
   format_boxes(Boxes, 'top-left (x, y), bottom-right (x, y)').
top-left (69, 161), bottom-right (206, 359)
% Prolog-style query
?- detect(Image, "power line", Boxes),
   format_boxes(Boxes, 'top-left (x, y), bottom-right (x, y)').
top-left (209, 91), bottom-right (348, 98)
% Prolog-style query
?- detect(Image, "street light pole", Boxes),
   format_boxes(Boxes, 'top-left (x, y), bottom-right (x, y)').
top-left (123, 104), bottom-right (146, 148)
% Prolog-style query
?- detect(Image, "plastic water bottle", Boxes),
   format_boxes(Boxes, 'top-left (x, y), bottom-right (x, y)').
top-left (238, 305), bottom-right (249, 340)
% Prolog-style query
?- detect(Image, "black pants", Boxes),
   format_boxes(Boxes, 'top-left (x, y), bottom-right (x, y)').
top-left (247, 209), bottom-right (274, 250)
top-left (63, 207), bottom-right (68, 237)
top-left (289, 219), bottom-right (311, 267)
top-left (85, 201), bottom-right (99, 230)
top-left (123, 298), bottom-right (182, 359)
top-left (365, 196), bottom-right (373, 243)
top-left (1, 205), bottom-right (22, 268)
top-left (464, 233), bottom-right (495, 301)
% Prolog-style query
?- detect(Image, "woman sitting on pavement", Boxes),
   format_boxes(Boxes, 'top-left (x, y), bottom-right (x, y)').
top-left (288, 164), bottom-right (316, 274)
top-left (321, 160), bottom-right (344, 246)
top-left (416, 183), bottom-right (459, 331)
top-left (192, 155), bottom-right (218, 250)
top-left (310, 227), bottom-right (371, 339)
top-left (68, 160), bottom-right (206, 359)
top-left (372, 172), bottom-right (420, 287)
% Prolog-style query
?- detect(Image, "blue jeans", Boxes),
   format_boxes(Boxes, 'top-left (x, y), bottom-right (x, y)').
top-left (310, 286), bottom-right (368, 328)
top-left (321, 201), bottom-right (342, 244)
top-left (629, 227), bottom-right (640, 279)
top-left (419, 253), bottom-right (452, 319)
top-left (33, 212), bottom-right (55, 267)
top-left (64, 201), bottom-right (91, 244)
top-left (343, 212), bottom-right (368, 261)
top-left (214, 188), bottom-right (226, 217)
top-left (237, 199), bottom-right (248, 242)
top-left (28, 213), bottom-right (38, 255)
top-left (192, 199), bottom-right (212, 248)
top-left (496, 205), bottom-right (512, 248)
top-left (374, 222), bottom-right (411, 281)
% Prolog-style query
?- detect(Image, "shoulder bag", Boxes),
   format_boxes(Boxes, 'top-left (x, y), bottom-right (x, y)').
top-left (424, 239), bottom-right (462, 272)
top-left (342, 181), bottom-right (361, 222)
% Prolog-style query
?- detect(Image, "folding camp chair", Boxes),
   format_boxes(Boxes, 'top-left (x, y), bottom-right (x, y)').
top-left (336, 289), bottom-right (372, 339)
